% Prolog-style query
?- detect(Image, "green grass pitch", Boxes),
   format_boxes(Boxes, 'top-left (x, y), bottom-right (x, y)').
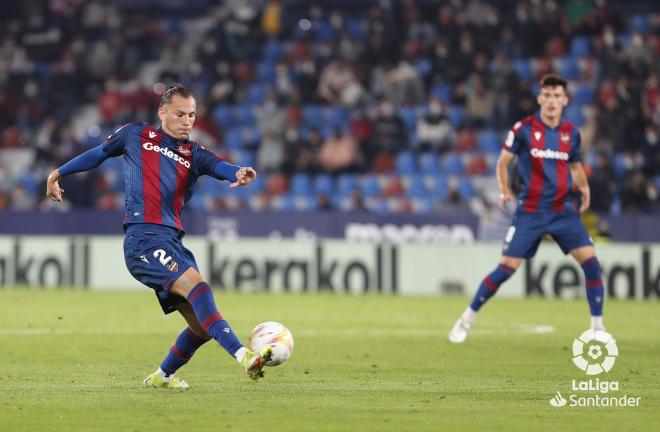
top-left (0, 290), bottom-right (658, 432)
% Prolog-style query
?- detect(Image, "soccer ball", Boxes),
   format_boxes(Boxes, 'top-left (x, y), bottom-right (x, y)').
top-left (248, 321), bottom-right (294, 366)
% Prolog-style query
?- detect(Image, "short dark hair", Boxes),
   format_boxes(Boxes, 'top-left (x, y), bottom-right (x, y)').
top-left (539, 74), bottom-right (567, 90)
top-left (159, 84), bottom-right (193, 107)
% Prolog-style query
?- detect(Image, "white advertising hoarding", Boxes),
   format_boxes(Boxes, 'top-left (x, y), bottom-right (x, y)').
top-left (0, 236), bottom-right (658, 300)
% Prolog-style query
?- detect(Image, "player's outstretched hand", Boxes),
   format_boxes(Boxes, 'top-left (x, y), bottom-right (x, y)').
top-left (46, 170), bottom-right (64, 202)
top-left (229, 167), bottom-right (257, 188)
top-left (498, 191), bottom-right (513, 211)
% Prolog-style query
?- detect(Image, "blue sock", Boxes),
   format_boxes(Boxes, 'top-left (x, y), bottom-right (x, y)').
top-left (470, 264), bottom-right (516, 311)
top-left (186, 282), bottom-right (244, 357)
top-left (160, 327), bottom-right (210, 375)
top-left (581, 257), bottom-right (604, 316)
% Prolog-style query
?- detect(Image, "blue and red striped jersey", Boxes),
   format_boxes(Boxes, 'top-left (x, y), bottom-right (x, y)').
top-left (101, 122), bottom-right (237, 232)
top-left (503, 113), bottom-right (582, 212)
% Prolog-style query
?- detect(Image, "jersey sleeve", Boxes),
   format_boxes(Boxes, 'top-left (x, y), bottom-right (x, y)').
top-left (569, 129), bottom-right (582, 163)
top-left (502, 121), bottom-right (524, 154)
top-left (196, 146), bottom-right (240, 182)
top-left (100, 123), bottom-right (133, 156)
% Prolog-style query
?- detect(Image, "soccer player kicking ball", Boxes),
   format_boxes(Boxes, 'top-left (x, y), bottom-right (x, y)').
top-left (46, 85), bottom-right (272, 387)
top-left (449, 74), bottom-right (605, 343)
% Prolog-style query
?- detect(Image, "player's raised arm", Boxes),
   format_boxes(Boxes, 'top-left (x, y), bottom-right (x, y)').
top-left (496, 149), bottom-right (516, 211)
top-left (570, 162), bottom-right (590, 213)
top-left (196, 146), bottom-right (257, 188)
top-left (46, 124), bottom-right (130, 203)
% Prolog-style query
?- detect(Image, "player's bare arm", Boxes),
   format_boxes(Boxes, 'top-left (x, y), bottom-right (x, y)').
top-left (46, 169), bottom-right (64, 202)
top-left (570, 162), bottom-right (590, 213)
top-left (496, 149), bottom-right (515, 210)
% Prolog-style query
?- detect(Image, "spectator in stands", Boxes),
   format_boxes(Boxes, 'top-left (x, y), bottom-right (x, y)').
top-left (416, 99), bottom-right (455, 153)
top-left (319, 126), bottom-right (361, 174)
top-left (317, 59), bottom-right (364, 107)
top-left (621, 171), bottom-right (657, 212)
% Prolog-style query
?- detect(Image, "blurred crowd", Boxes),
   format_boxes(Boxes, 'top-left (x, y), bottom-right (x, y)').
top-left (0, 0), bottom-right (658, 215)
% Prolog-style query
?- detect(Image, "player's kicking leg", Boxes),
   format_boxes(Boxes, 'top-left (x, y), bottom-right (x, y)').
top-left (449, 258), bottom-right (521, 343)
top-left (571, 246), bottom-right (605, 331)
top-left (169, 268), bottom-right (272, 381)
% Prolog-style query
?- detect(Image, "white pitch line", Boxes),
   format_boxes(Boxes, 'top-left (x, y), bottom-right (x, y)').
top-left (0, 324), bottom-right (555, 336)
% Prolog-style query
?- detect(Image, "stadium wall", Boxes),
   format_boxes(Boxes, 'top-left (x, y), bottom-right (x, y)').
top-left (0, 236), bottom-right (658, 300)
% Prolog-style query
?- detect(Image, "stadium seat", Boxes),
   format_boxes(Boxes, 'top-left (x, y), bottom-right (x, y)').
top-left (446, 106), bottom-right (464, 128)
top-left (441, 153), bottom-right (464, 176)
top-left (431, 83), bottom-right (452, 104)
top-left (405, 176), bottom-right (428, 199)
top-left (477, 130), bottom-right (502, 154)
top-left (233, 104), bottom-right (256, 126)
top-left (360, 175), bottom-right (381, 197)
top-left (564, 105), bottom-right (585, 127)
top-left (570, 36), bottom-right (591, 57)
top-left (554, 57), bottom-right (580, 80)
top-left (419, 153), bottom-right (440, 175)
top-left (457, 178), bottom-right (475, 199)
top-left (263, 40), bottom-right (285, 61)
top-left (399, 106), bottom-right (417, 131)
top-left (512, 58), bottom-right (533, 80)
top-left (256, 61), bottom-right (277, 83)
top-left (395, 151), bottom-right (417, 175)
top-left (213, 104), bottom-right (233, 128)
top-left (314, 174), bottom-right (334, 195)
top-left (337, 174), bottom-right (357, 196)
top-left (417, 58), bottom-right (432, 77)
top-left (247, 84), bottom-right (268, 105)
top-left (303, 105), bottom-right (324, 128)
top-left (432, 176), bottom-right (449, 199)
top-left (573, 84), bottom-right (595, 105)
top-left (224, 128), bottom-right (244, 150)
top-left (290, 173), bottom-right (313, 196)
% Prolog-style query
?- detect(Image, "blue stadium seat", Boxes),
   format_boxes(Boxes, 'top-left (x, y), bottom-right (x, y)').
top-left (224, 128), bottom-right (244, 150)
top-left (564, 105), bottom-right (585, 127)
top-left (431, 83), bottom-right (452, 104)
top-left (271, 194), bottom-right (294, 211)
top-left (573, 84), bottom-right (595, 105)
top-left (395, 151), bottom-right (416, 175)
top-left (263, 40), bottom-right (285, 61)
top-left (360, 175), bottom-right (381, 197)
top-left (399, 106), bottom-right (417, 131)
top-left (314, 174), bottom-right (334, 195)
top-left (512, 58), bottom-right (533, 80)
top-left (630, 14), bottom-right (649, 32)
top-left (247, 84), bottom-right (268, 105)
top-left (446, 106), bottom-right (464, 128)
top-left (477, 130), bottom-right (502, 154)
top-left (303, 105), bottom-right (324, 128)
top-left (290, 173), bottom-right (313, 196)
top-left (457, 178), bottom-right (475, 199)
top-left (405, 176), bottom-right (428, 199)
top-left (213, 104), bottom-right (233, 128)
top-left (570, 36), bottom-right (590, 57)
top-left (325, 106), bottom-right (349, 127)
top-left (432, 176), bottom-right (449, 199)
top-left (419, 153), bottom-right (439, 175)
top-left (441, 154), bottom-right (464, 176)
top-left (256, 61), bottom-right (277, 83)
top-left (233, 104), bottom-right (256, 126)
top-left (417, 58), bottom-right (432, 77)
top-left (347, 19), bottom-right (365, 40)
top-left (232, 150), bottom-right (255, 168)
top-left (412, 197), bottom-right (434, 213)
top-left (555, 57), bottom-right (580, 80)
top-left (337, 174), bottom-right (357, 196)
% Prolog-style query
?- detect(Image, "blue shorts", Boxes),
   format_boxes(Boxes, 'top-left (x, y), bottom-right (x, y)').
top-left (502, 210), bottom-right (593, 258)
top-left (123, 223), bottom-right (199, 314)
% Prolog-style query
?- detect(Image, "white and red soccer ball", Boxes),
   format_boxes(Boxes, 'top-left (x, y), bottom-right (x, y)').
top-left (249, 321), bottom-right (294, 366)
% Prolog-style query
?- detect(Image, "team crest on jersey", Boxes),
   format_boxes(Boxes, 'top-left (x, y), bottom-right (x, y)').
top-left (167, 260), bottom-right (179, 272)
top-left (560, 133), bottom-right (570, 142)
top-left (178, 145), bottom-right (191, 156)
top-left (534, 131), bottom-right (542, 141)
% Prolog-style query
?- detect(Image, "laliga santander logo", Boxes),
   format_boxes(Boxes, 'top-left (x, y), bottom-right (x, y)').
top-left (572, 329), bottom-right (618, 375)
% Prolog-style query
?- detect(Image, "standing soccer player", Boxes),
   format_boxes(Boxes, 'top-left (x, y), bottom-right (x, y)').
top-left (449, 74), bottom-right (606, 343)
top-left (46, 85), bottom-right (273, 387)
